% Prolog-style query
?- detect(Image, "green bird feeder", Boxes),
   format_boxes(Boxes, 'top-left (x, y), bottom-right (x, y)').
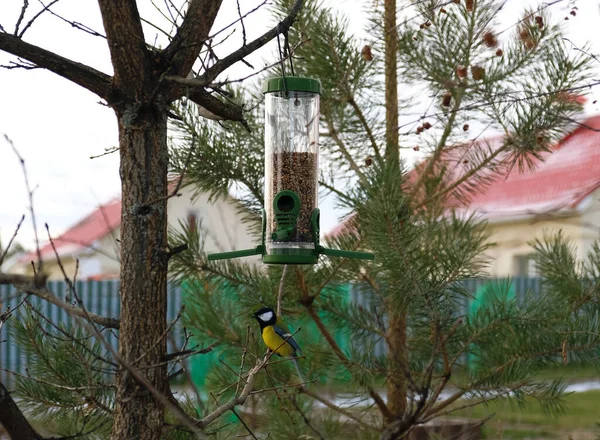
top-left (208, 77), bottom-right (374, 265)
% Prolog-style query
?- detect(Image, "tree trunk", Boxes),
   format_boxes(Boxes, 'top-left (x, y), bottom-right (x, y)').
top-left (0, 381), bottom-right (42, 440)
top-left (384, 0), bottom-right (399, 167)
top-left (111, 103), bottom-right (169, 440)
top-left (387, 309), bottom-right (407, 418)
top-left (383, 0), bottom-right (406, 422)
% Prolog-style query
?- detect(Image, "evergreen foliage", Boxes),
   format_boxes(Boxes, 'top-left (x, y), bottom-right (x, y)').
top-left (4, 0), bottom-right (600, 438)
top-left (10, 306), bottom-right (115, 438)
top-left (167, 0), bottom-right (600, 438)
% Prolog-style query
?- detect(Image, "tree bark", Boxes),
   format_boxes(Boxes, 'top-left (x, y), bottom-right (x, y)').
top-left (386, 308), bottom-right (407, 419)
top-left (384, 0), bottom-right (399, 167)
top-left (0, 381), bottom-right (42, 440)
top-left (383, 0), bottom-right (407, 422)
top-left (110, 104), bottom-right (169, 440)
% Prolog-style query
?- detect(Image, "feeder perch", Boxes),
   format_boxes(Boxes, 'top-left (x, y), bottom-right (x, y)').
top-left (208, 77), bottom-right (374, 265)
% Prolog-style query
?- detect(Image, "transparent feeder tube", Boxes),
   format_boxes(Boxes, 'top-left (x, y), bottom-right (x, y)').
top-left (264, 90), bottom-right (320, 254)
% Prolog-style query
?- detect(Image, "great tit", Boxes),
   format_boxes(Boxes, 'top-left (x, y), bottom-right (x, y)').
top-left (253, 307), bottom-right (304, 381)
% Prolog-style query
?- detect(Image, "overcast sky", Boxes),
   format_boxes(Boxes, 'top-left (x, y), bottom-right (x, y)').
top-left (0, 0), bottom-right (598, 250)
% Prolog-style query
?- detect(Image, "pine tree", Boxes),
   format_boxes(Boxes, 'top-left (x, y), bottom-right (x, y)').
top-left (168, 0), bottom-right (600, 438)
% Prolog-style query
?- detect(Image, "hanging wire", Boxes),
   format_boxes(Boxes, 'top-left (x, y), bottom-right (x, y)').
top-left (284, 30), bottom-right (295, 77)
top-left (276, 23), bottom-right (288, 95)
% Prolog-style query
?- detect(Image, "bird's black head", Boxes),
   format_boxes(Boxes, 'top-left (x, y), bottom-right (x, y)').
top-left (253, 307), bottom-right (276, 328)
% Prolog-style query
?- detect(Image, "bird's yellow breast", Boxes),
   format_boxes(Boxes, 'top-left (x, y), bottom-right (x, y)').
top-left (262, 326), bottom-right (296, 357)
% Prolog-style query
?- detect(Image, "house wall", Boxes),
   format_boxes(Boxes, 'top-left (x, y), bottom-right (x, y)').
top-left (81, 228), bottom-right (121, 278)
top-left (167, 185), bottom-right (259, 264)
top-left (19, 257), bottom-right (79, 280)
top-left (484, 187), bottom-right (600, 277)
top-left (579, 187), bottom-right (600, 260)
top-left (484, 215), bottom-right (584, 277)
top-left (8, 186), bottom-right (260, 280)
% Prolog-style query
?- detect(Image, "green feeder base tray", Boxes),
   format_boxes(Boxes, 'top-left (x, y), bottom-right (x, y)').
top-left (262, 253), bottom-right (318, 265)
top-left (263, 247), bottom-right (318, 265)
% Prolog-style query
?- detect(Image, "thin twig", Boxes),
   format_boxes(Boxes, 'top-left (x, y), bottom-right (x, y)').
top-left (18, 0), bottom-right (60, 38)
top-left (43, 224), bottom-right (209, 436)
top-left (262, 365), bottom-right (295, 423)
top-left (235, 326), bottom-right (251, 397)
top-left (89, 146), bottom-right (119, 159)
top-left (175, 0), bottom-right (304, 89)
top-left (300, 387), bottom-right (382, 432)
top-left (5, 135), bottom-right (43, 273)
top-left (231, 408), bottom-right (258, 439)
top-left (26, 303), bottom-right (117, 368)
top-left (290, 395), bottom-right (326, 440)
top-left (0, 273), bottom-right (119, 329)
top-left (14, 0), bottom-right (30, 36)
top-left (249, 380), bottom-right (315, 395)
top-left (132, 307), bottom-right (184, 366)
top-left (167, 41), bottom-right (305, 89)
top-left (5, 369), bottom-right (114, 392)
top-left (0, 293), bottom-right (30, 333)
top-left (236, 0), bottom-right (246, 47)
top-left (0, 214), bottom-right (25, 267)
top-left (276, 265), bottom-right (288, 316)
top-left (207, 0), bottom-right (267, 41)
top-left (304, 301), bottom-right (394, 421)
top-left (36, 0), bottom-right (105, 38)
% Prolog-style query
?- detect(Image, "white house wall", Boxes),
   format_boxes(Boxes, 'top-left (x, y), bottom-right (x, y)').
top-left (167, 185), bottom-right (260, 265)
top-left (579, 187), bottom-right (600, 262)
top-left (484, 215), bottom-right (583, 277)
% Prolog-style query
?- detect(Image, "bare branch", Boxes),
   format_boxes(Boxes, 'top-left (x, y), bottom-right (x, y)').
top-left (186, 88), bottom-right (249, 129)
top-left (183, 38), bottom-right (306, 88)
top-left (290, 395), bottom-right (326, 440)
top-left (304, 301), bottom-right (393, 421)
top-left (235, 326), bottom-right (250, 397)
top-left (198, 329), bottom-right (302, 428)
top-left (37, 1), bottom-right (106, 39)
top-left (19, 0), bottom-right (62, 38)
top-left (236, 0), bottom-right (246, 47)
top-left (162, 0), bottom-right (224, 81)
top-left (14, 0), bottom-right (30, 37)
top-left (324, 116), bottom-right (367, 184)
top-left (42, 239), bottom-right (208, 438)
top-left (0, 33), bottom-right (112, 98)
top-left (7, 369), bottom-right (114, 392)
top-left (5, 134), bottom-right (43, 272)
top-left (300, 387), bottom-right (382, 432)
top-left (0, 214), bottom-right (25, 268)
top-left (0, 273), bottom-right (120, 329)
top-left (0, 293), bottom-right (30, 332)
top-left (248, 380), bottom-right (315, 395)
top-left (178, 0), bottom-right (304, 88)
top-left (0, 58), bottom-right (39, 69)
top-left (231, 407), bottom-right (258, 440)
top-left (197, 358), bottom-right (261, 428)
top-left (208, 0), bottom-right (267, 41)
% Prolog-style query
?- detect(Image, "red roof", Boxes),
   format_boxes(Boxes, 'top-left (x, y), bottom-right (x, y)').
top-left (328, 114), bottom-right (600, 236)
top-left (19, 176), bottom-right (186, 263)
top-left (21, 198), bottom-right (121, 262)
top-left (461, 115), bottom-right (600, 219)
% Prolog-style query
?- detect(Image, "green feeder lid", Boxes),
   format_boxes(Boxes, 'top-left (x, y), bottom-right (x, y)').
top-left (262, 77), bottom-right (321, 95)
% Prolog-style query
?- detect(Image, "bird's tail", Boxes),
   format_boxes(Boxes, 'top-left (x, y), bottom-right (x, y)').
top-left (291, 357), bottom-right (305, 383)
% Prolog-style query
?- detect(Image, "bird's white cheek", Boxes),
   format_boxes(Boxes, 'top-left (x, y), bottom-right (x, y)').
top-left (258, 311), bottom-right (274, 322)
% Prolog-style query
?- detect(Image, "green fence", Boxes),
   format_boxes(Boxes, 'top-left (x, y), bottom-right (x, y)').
top-left (0, 280), bottom-right (183, 387)
top-left (0, 277), bottom-right (543, 388)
